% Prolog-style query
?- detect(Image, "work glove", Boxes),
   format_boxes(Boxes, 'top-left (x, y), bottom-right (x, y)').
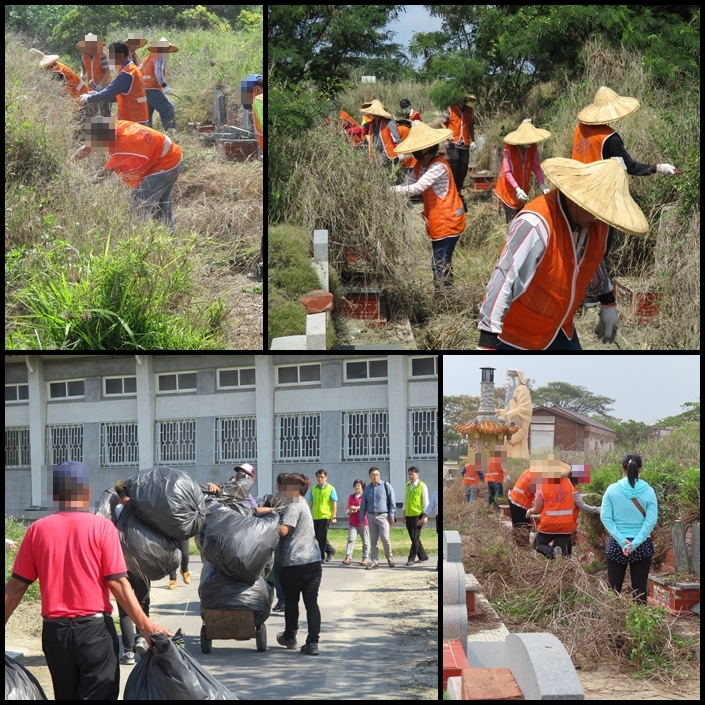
top-left (541, 186), bottom-right (551, 194)
top-left (515, 187), bottom-right (529, 203)
top-left (79, 91), bottom-right (97, 106)
top-left (469, 141), bottom-right (477, 152)
top-left (594, 303), bottom-right (619, 343)
top-left (656, 163), bottom-right (677, 175)
top-left (163, 86), bottom-right (173, 95)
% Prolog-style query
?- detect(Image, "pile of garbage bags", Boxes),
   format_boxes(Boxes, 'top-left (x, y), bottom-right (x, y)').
top-left (124, 630), bottom-right (237, 700)
top-left (5, 654), bottom-right (48, 700)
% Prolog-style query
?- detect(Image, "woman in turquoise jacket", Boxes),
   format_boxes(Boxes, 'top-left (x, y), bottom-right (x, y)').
top-left (600, 453), bottom-right (658, 603)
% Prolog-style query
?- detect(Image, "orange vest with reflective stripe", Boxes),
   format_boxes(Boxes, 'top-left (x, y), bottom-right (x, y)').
top-left (415, 155), bottom-right (466, 240)
top-left (367, 117), bottom-right (397, 160)
top-left (463, 464), bottom-right (480, 487)
top-left (339, 110), bottom-right (364, 147)
top-left (139, 53), bottom-right (165, 90)
top-left (81, 53), bottom-right (111, 87)
top-left (52, 62), bottom-right (88, 99)
top-left (115, 62), bottom-right (149, 123)
top-left (495, 144), bottom-right (537, 209)
top-left (508, 468), bottom-right (534, 510)
top-left (396, 124), bottom-right (417, 169)
top-left (537, 477), bottom-right (575, 533)
top-left (498, 190), bottom-right (608, 349)
top-left (446, 104), bottom-right (473, 145)
top-left (484, 456), bottom-right (505, 484)
top-left (571, 124), bottom-right (615, 163)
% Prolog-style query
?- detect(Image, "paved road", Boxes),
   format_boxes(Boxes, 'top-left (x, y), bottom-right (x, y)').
top-left (118, 553), bottom-right (438, 699)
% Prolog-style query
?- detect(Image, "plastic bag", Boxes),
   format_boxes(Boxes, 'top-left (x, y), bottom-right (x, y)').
top-left (5, 655), bottom-right (48, 700)
top-left (198, 562), bottom-right (273, 626)
top-left (124, 630), bottom-right (237, 700)
top-left (116, 502), bottom-right (180, 582)
top-left (200, 505), bottom-right (279, 584)
top-left (124, 466), bottom-right (206, 541)
top-left (95, 487), bottom-right (118, 519)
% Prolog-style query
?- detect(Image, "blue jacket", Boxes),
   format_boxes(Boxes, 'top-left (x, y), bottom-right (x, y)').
top-left (600, 476), bottom-right (658, 550)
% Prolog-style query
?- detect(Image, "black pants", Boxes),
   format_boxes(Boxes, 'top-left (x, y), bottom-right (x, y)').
top-left (169, 538), bottom-right (191, 580)
top-left (606, 557), bottom-right (652, 604)
top-left (405, 515), bottom-right (429, 561)
top-left (42, 612), bottom-right (119, 700)
top-left (313, 518), bottom-right (335, 559)
top-left (446, 144), bottom-right (470, 194)
top-left (117, 571), bottom-right (151, 652)
top-left (533, 531), bottom-right (572, 559)
top-left (509, 501), bottom-right (532, 545)
top-left (280, 561), bottom-right (323, 644)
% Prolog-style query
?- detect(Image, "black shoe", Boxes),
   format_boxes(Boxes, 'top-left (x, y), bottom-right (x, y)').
top-left (301, 642), bottom-right (319, 655)
top-left (272, 601), bottom-right (285, 612)
top-left (417, 556), bottom-right (429, 563)
top-left (277, 631), bottom-right (298, 649)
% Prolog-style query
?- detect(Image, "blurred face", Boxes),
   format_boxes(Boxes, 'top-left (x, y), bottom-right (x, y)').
top-left (281, 485), bottom-right (301, 503)
top-left (85, 41), bottom-right (98, 55)
top-left (108, 49), bottom-right (127, 71)
top-left (566, 197), bottom-right (598, 230)
top-left (86, 116), bottom-right (116, 152)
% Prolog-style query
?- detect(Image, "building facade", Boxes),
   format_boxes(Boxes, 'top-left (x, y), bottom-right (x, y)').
top-left (530, 406), bottom-right (616, 454)
top-left (5, 355), bottom-right (438, 521)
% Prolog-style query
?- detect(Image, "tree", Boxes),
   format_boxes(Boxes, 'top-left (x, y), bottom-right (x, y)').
top-left (531, 381), bottom-right (615, 417)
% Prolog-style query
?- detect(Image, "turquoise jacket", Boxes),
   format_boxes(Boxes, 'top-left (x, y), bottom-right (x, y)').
top-left (600, 476), bottom-right (658, 550)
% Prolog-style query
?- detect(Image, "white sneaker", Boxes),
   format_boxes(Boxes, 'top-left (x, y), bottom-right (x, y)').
top-left (553, 546), bottom-right (563, 560)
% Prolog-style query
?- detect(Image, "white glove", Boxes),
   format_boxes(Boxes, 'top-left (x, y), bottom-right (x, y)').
top-left (656, 163), bottom-right (677, 175)
top-left (476, 346), bottom-right (496, 350)
top-left (541, 186), bottom-right (551, 194)
top-left (79, 91), bottom-right (97, 106)
top-left (469, 141), bottom-right (476, 152)
top-left (163, 86), bottom-right (173, 95)
top-left (515, 187), bottom-right (529, 203)
top-left (594, 303), bottom-right (619, 343)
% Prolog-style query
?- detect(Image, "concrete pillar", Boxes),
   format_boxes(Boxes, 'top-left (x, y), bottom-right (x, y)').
top-left (25, 356), bottom-right (46, 506)
top-left (313, 229), bottom-right (329, 291)
top-left (254, 356), bottom-right (275, 495)
top-left (444, 530), bottom-right (462, 562)
top-left (387, 355), bottom-right (408, 500)
top-left (134, 355), bottom-right (156, 470)
top-left (306, 312), bottom-right (326, 349)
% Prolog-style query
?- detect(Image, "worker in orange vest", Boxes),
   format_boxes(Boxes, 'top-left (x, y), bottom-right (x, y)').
top-left (77, 33), bottom-right (112, 118)
top-left (359, 99), bottom-right (401, 163)
top-left (29, 49), bottom-right (89, 103)
top-left (507, 467), bottom-right (535, 545)
top-left (484, 450), bottom-right (507, 510)
top-left (392, 121), bottom-right (466, 291)
top-left (72, 117), bottom-right (183, 231)
top-left (139, 37), bottom-right (179, 131)
top-left (80, 41), bottom-right (149, 125)
top-left (461, 455), bottom-right (483, 504)
top-left (441, 93), bottom-right (476, 198)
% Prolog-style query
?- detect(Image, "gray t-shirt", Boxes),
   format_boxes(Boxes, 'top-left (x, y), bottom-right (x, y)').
top-left (276, 500), bottom-right (322, 567)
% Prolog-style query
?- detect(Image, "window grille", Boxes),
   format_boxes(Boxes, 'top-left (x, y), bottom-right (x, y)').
top-left (216, 416), bottom-right (257, 463)
top-left (408, 408), bottom-right (437, 459)
top-left (5, 428), bottom-right (31, 467)
top-left (342, 410), bottom-right (389, 460)
top-left (276, 413), bottom-right (320, 462)
top-left (101, 422), bottom-right (139, 467)
top-left (47, 425), bottom-right (84, 464)
top-left (156, 419), bottom-right (196, 464)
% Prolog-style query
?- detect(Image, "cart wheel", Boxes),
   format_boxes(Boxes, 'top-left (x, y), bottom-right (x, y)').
top-left (255, 624), bottom-right (267, 652)
top-left (200, 624), bottom-right (212, 654)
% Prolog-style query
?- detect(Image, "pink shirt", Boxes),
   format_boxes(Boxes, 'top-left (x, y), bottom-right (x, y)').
top-left (347, 493), bottom-right (368, 527)
top-left (11, 511), bottom-right (127, 618)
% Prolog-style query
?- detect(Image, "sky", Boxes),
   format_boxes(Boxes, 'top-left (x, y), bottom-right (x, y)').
top-left (442, 355), bottom-right (700, 425)
top-left (386, 6), bottom-right (443, 68)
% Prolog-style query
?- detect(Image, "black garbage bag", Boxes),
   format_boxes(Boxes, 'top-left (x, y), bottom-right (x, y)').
top-left (198, 562), bottom-right (273, 626)
top-left (124, 466), bottom-right (206, 541)
top-left (5, 655), bottom-right (48, 700)
top-left (200, 505), bottom-right (279, 584)
top-left (116, 502), bottom-right (180, 582)
top-left (95, 487), bottom-right (118, 519)
top-left (123, 630), bottom-right (237, 700)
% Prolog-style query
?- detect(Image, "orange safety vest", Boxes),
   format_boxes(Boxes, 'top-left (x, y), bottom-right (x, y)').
top-left (415, 155), bottom-right (466, 240)
top-left (51, 62), bottom-right (88, 99)
top-left (81, 53), bottom-right (111, 88)
top-left (105, 121), bottom-right (182, 188)
top-left (367, 117), bottom-right (398, 161)
top-left (396, 124), bottom-right (417, 169)
top-left (139, 53), bottom-right (165, 90)
top-left (339, 110), bottom-right (365, 147)
top-left (537, 476), bottom-right (575, 534)
top-left (484, 456), bottom-right (505, 484)
top-left (446, 104), bottom-right (473, 146)
top-left (508, 468), bottom-right (535, 510)
top-left (571, 124), bottom-right (615, 164)
top-left (495, 144), bottom-right (538, 209)
top-left (498, 189), bottom-right (608, 349)
top-left (463, 464), bottom-right (480, 487)
top-left (114, 62), bottom-right (149, 123)
top-left (408, 108), bottom-right (422, 122)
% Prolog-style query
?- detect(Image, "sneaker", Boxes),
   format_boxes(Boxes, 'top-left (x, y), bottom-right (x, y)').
top-left (387, 558), bottom-right (395, 568)
top-left (342, 557), bottom-right (352, 565)
top-left (301, 642), bottom-right (319, 655)
top-left (272, 601), bottom-right (285, 613)
top-left (405, 560), bottom-right (416, 566)
top-left (365, 562), bottom-right (379, 570)
top-left (361, 558), bottom-right (370, 565)
top-left (181, 570), bottom-right (191, 584)
top-left (553, 546), bottom-right (563, 560)
top-left (135, 636), bottom-right (148, 657)
top-left (417, 556), bottom-right (429, 563)
top-left (119, 652), bottom-right (135, 665)
top-left (168, 579), bottom-right (177, 590)
top-left (277, 631), bottom-right (298, 649)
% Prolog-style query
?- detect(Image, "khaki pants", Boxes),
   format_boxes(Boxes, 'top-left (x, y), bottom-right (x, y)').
top-left (368, 512), bottom-right (393, 563)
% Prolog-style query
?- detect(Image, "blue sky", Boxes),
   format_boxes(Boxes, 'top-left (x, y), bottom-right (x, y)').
top-left (442, 356), bottom-right (700, 424)
top-left (386, 6), bottom-right (443, 68)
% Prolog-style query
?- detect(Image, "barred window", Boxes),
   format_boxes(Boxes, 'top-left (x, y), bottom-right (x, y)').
top-left (47, 425), bottom-right (84, 464)
top-left (101, 422), bottom-right (139, 467)
top-left (216, 416), bottom-right (257, 463)
top-left (6, 427), bottom-right (31, 467)
top-left (156, 419), bottom-right (196, 464)
top-left (276, 413), bottom-right (320, 462)
top-left (342, 410), bottom-right (389, 460)
top-left (408, 408), bottom-right (437, 459)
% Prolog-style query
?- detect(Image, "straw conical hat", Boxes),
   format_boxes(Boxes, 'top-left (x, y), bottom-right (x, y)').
top-left (503, 119), bottom-right (551, 145)
top-left (393, 121), bottom-right (452, 154)
top-left (148, 37), bottom-right (179, 53)
top-left (541, 157), bottom-right (648, 236)
top-left (577, 86), bottom-right (639, 125)
top-left (29, 48), bottom-right (60, 68)
top-left (126, 33), bottom-right (148, 49)
top-left (359, 99), bottom-right (393, 119)
top-left (529, 454), bottom-right (564, 476)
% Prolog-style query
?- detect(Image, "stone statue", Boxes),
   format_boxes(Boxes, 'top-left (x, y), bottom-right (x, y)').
top-left (496, 369), bottom-right (532, 459)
